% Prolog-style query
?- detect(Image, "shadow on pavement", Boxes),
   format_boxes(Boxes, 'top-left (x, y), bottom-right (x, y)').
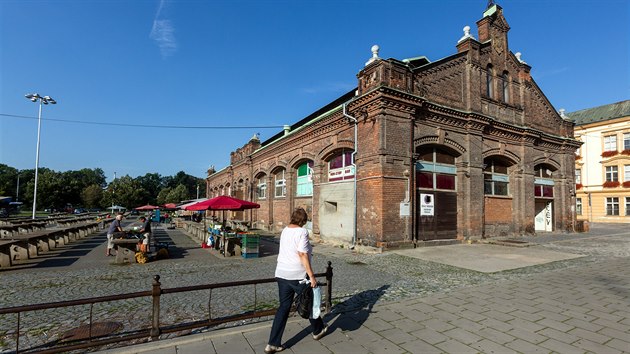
top-left (283, 285), bottom-right (390, 349)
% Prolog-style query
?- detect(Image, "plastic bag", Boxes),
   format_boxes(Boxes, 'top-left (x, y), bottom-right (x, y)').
top-left (294, 283), bottom-right (312, 319)
top-left (311, 286), bottom-right (321, 319)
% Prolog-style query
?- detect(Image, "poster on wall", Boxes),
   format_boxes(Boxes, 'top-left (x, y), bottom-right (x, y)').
top-left (420, 193), bottom-right (434, 216)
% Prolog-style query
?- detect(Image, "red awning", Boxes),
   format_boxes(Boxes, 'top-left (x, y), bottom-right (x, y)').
top-left (134, 204), bottom-right (159, 210)
top-left (184, 195), bottom-right (260, 211)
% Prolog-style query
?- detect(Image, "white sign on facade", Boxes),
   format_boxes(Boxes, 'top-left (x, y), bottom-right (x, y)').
top-left (420, 193), bottom-right (434, 216)
top-left (399, 202), bottom-right (410, 217)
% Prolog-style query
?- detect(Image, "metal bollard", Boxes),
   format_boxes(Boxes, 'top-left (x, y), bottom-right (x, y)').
top-left (150, 275), bottom-right (162, 339)
top-left (325, 261), bottom-right (333, 314)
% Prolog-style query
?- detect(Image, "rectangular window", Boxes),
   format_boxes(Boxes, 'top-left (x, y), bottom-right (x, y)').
top-left (435, 174), bottom-right (455, 190)
top-left (329, 152), bottom-right (355, 181)
top-left (606, 197), bottom-right (619, 216)
top-left (605, 166), bottom-right (618, 182)
top-left (576, 198), bottom-right (582, 215)
top-left (417, 171), bottom-right (433, 189)
top-left (575, 169), bottom-right (581, 184)
top-left (257, 178), bottom-right (266, 199)
top-left (625, 165), bottom-right (630, 182)
top-left (626, 197), bottom-right (630, 216)
top-left (624, 133), bottom-right (630, 150)
top-left (275, 170), bottom-right (286, 197)
top-left (296, 163), bottom-right (313, 197)
top-left (604, 135), bottom-right (617, 152)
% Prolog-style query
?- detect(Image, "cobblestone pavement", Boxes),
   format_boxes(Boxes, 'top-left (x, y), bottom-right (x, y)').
top-left (1, 222), bottom-right (629, 353)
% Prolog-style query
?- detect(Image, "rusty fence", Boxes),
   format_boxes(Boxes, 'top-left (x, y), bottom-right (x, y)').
top-left (0, 261), bottom-right (333, 354)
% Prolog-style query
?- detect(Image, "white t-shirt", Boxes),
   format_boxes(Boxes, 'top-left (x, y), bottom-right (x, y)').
top-left (275, 226), bottom-right (312, 280)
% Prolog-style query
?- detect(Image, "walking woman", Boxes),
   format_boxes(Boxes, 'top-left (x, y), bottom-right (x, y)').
top-left (265, 208), bottom-right (327, 354)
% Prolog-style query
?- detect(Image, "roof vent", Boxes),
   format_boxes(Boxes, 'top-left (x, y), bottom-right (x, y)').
top-left (283, 125), bottom-right (291, 136)
top-left (515, 52), bottom-right (527, 64)
top-left (365, 45), bottom-right (380, 66)
top-left (457, 26), bottom-right (476, 43)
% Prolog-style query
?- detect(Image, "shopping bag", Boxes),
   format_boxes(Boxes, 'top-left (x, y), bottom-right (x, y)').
top-left (294, 283), bottom-right (312, 319)
top-left (311, 286), bottom-right (321, 319)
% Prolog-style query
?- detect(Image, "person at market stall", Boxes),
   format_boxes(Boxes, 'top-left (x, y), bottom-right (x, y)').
top-left (106, 213), bottom-right (124, 256)
top-left (138, 216), bottom-right (152, 252)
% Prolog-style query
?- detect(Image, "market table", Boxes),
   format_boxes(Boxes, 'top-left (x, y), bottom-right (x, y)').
top-left (112, 239), bottom-right (139, 264)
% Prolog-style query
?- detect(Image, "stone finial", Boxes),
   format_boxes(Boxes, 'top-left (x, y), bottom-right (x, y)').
top-left (457, 25), bottom-right (476, 43)
top-left (365, 45), bottom-right (380, 66)
top-left (515, 52), bottom-right (527, 64)
top-left (559, 108), bottom-right (570, 120)
top-left (250, 133), bottom-right (260, 141)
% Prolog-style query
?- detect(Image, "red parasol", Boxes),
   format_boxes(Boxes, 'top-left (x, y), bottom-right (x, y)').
top-left (134, 204), bottom-right (159, 210)
top-left (161, 203), bottom-right (178, 210)
top-left (184, 195), bottom-right (260, 211)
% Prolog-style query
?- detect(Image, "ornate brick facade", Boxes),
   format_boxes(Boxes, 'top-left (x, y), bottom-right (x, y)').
top-left (206, 4), bottom-right (580, 249)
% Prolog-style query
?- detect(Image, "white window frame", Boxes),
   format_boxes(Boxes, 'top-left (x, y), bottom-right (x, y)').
top-left (296, 162), bottom-right (313, 197)
top-left (624, 133), bottom-right (630, 151)
top-left (575, 169), bottom-right (581, 184)
top-left (625, 165), bottom-right (630, 182)
top-left (626, 197), bottom-right (630, 216)
top-left (257, 176), bottom-right (267, 199)
top-left (576, 198), bottom-right (582, 216)
top-left (606, 197), bottom-right (619, 216)
top-left (328, 151), bottom-right (355, 182)
top-left (274, 170), bottom-right (286, 197)
top-left (605, 166), bottom-right (618, 182)
top-left (604, 135), bottom-right (617, 152)
top-left (484, 160), bottom-right (509, 196)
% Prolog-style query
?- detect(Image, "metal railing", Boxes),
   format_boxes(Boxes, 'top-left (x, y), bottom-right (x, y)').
top-left (0, 261), bottom-right (333, 353)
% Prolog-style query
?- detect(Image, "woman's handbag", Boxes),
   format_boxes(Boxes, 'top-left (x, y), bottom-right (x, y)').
top-left (295, 283), bottom-right (313, 319)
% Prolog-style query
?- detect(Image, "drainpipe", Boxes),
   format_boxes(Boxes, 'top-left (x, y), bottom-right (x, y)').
top-left (343, 102), bottom-right (358, 249)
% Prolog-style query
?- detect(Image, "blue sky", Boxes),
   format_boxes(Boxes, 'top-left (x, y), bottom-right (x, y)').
top-left (1, 0), bottom-right (628, 181)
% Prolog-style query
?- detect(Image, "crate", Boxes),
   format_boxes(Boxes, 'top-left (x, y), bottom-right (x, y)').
top-left (241, 246), bottom-right (259, 254)
top-left (242, 252), bottom-right (259, 259)
top-left (241, 235), bottom-right (259, 246)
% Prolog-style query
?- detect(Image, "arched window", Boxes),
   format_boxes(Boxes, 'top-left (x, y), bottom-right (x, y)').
top-left (486, 64), bottom-right (494, 99)
top-left (256, 174), bottom-right (267, 199)
top-left (534, 165), bottom-right (554, 198)
top-left (296, 161), bottom-right (313, 196)
top-left (416, 146), bottom-right (456, 191)
top-left (502, 72), bottom-right (509, 103)
top-left (328, 150), bottom-right (354, 182)
top-left (274, 169), bottom-right (286, 197)
top-left (484, 158), bottom-right (509, 196)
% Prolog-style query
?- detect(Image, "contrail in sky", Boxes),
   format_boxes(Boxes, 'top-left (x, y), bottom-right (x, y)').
top-left (150, 0), bottom-right (177, 58)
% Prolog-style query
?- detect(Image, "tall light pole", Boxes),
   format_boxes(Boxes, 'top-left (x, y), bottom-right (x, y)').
top-left (25, 93), bottom-right (56, 219)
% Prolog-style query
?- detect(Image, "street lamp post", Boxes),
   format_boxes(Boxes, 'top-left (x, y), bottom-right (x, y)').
top-left (25, 93), bottom-right (56, 219)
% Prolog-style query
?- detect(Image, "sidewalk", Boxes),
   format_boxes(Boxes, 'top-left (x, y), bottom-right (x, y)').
top-left (99, 230), bottom-right (630, 354)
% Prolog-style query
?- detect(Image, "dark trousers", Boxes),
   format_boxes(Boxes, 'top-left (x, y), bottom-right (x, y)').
top-left (268, 277), bottom-right (324, 346)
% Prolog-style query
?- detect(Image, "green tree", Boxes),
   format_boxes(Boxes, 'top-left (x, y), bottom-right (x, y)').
top-left (0, 164), bottom-right (19, 198)
top-left (136, 173), bottom-right (163, 205)
top-left (165, 184), bottom-right (189, 203)
top-left (81, 184), bottom-right (104, 209)
top-left (156, 187), bottom-right (172, 205)
top-left (103, 175), bottom-right (146, 209)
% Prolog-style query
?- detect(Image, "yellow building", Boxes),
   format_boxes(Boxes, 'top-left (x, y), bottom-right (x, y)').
top-left (569, 100), bottom-right (630, 223)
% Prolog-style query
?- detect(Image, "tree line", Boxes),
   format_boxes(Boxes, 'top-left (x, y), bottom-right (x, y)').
top-left (0, 164), bottom-right (206, 212)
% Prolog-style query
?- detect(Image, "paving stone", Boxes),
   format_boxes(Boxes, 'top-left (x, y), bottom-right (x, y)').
top-left (605, 338), bottom-right (630, 352)
top-left (377, 327), bottom-right (418, 345)
top-left (399, 339), bottom-right (442, 354)
top-left (176, 341), bottom-right (218, 354)
top-left (469, 339), bottom-right (518, 354)
top-left (505, 338), bottom-right (550, 353)
top-left (572, 338), bottom-right (623, 354)
top-left (536, 327), bottom-right (580, 345)
top-left (476, 327), bottom-right (516, 345)
top-left (536, 317), bottom-right (574, 332)
top-left (434, 339), bottom-right (477, 353)
top-left (409, 327), bottom-right (448, 345)
top-left (441, 327), bottom-right (483, 345)
top-left (538, 338), bottom-right (581, 354)
top-left (567, 327), bottom-right (611, 344)
top-left (359, 337), bottom-right (406, 354)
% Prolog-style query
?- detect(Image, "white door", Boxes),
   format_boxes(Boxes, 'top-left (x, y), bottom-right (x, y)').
top-left (535, 201), bottom-right (553, 232)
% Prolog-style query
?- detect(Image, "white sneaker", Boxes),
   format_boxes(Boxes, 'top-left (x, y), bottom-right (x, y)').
top-left (264, 344), bottom-right (285, 353)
